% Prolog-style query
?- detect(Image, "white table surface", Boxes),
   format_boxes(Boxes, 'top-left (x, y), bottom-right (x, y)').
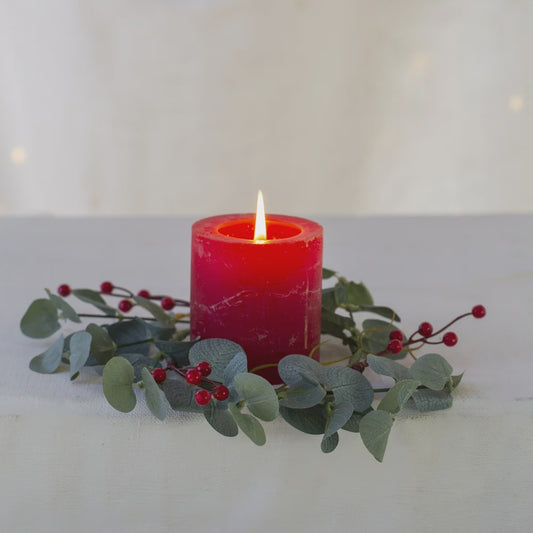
top-left (1, 215), bottom-right (532, 533)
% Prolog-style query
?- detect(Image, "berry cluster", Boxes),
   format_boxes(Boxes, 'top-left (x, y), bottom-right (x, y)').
top-left (56, 281), bottom-right (189, 314)
top-left (385, 305), bottom-right (486, 356)
top-left (151, 361), bottom-right (230, 406)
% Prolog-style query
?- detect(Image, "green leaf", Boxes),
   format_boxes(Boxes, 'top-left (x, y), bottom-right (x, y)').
top-left (102, 357), bottom-right (136, 413)
top-left (141, 367), bottom-right (167, 420)
top-left (279, 377), bottom-right (326, 409)
top-left (359, 410), bottom-right (394, 462)
top-left (411, 390), bottom-right (453, 412)
top-left (159, 377), bottom-right (200, 412)
top-left (119, 353), bottom-right (157, 383)
top-left (46, 290), bottom-right (81, 323)
top-left (203, 402), bottom-right (239, 437)
top-left (233, 373), bottom-right (279, 421)
top-left (323, 366), bottom-right (374, 412)
top-left (279, 404), bottom-right (328, 435)
top-left (72, 289), bottom-right (117, 316)
top-left (341, 408), bottom-right (372, 433)
top-left (325, 401), bottom-right (354, 438)
top-left (357, 305), bottom-right (401, 322)
top-left (86, 323), bottom-right (117, 364)
top-left (445, 372), bottom-right (464, 392)
top-left (321, 432), bottom-right (339, 453)
top-left (29, 334), bottom-right (64, 373)
top-left (20, 299), bottom-right (60, 339)
top-left (189, 338), bottom-right (245, 382)
top-left (278, 354), bottom-right (324, 386)
top-left (133, 296), bottom-right (175, 327)
top-left (223, 351), bottom-right (248, 385)
top-left (69, 331), bottom-right (92, 380)
top-left (106, 319), bottom-right (152, 356)
top-left (367, 354), bottom-right (411, 381)
top-left (409, 353), bottom-right (453, 390)
top-left (320, 307), bottom-right (355, 338)
top-left (322, 268), bottom-right (337, 279)
top-left (155, 340), bottom-right (195, 366)
top-left (377, 379), bottom-right (420, 414)
top-left (340, 280), bottom-right (374, 307)
top-left (229, 404), bottom-right (266, 446)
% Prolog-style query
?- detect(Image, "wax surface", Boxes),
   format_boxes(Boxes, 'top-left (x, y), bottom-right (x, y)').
top-left (190, 214), bottom-right (323, 383)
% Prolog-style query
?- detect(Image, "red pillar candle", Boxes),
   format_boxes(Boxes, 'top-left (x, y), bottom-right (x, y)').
top-left (190, 213), bottom-right (323, 383)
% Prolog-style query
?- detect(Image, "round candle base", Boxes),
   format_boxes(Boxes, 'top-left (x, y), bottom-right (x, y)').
top-left (190, 213), bottom-right (323, 384)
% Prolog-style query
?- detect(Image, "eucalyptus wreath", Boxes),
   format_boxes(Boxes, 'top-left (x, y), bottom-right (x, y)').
top-left (20, 269), bottom-right (485, 461)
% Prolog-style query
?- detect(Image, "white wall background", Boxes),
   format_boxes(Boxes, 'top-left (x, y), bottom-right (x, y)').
top-left (0, 0), bottom-right (531, 217)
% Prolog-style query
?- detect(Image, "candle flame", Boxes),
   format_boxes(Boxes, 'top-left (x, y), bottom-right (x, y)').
top-left (254, 190), bottom-right (267, 241)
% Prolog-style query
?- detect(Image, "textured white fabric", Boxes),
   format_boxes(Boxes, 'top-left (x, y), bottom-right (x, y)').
top-left (0, 1), bottom-right (532, 217)
top-left (1, 215), bottom-right (532, 532)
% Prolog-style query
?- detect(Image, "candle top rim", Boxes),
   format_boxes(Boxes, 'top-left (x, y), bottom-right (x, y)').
top-left (192, 213), bottom-right (323, 243)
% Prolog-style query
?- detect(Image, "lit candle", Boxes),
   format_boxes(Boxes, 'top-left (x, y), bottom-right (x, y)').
top-left (190, 192), bottom-right (323, 383)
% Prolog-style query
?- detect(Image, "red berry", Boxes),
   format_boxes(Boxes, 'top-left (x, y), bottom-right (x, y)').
top-left (195, 389), bottom-right (211, 406)
top-left (387, 339), bottom-right (403, 354)
top-left (389, 330), bottom-right (403, 341)
top-left (185, 368), bottom-right (203, 385)
top-left (161, 297), bottom-right (175, 311)
top-left (443, 331), bottom-right (458, 346)
top-left (118, 299), bottom-right (133, 313)
top-left (57, 284), bottom-right (71, 297)
top-left (213, 385), bottom-right (230, 401)
top-left (138, 289), bottom-right (151, 298)
top-left (100, 281), bottom-right (114, 294)
top-left (418, 322), bottom-right (433, 337)
top-left (196, 361), bottom-right (212, 377)
top-left (151, 368), bottom-right (166, 383)
top-left (472, 305), bottom-right (486, 319)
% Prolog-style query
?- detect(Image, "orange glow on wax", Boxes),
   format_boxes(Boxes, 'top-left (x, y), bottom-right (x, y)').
top-left (254, 190), bottom-right (267, 241)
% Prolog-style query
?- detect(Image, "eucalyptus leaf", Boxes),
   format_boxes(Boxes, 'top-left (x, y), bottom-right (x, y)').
top-left (278, 353), bottom-right (324, 387)
top-left (20, 299), bottom-right (60, 339)
top-left (141, 367), bottom-right (167, 420)
top-left (359, 410), bottom-right (394, 463)
top-left (223, 351), bottom-right (248, 385)
top-left (409, 353), bottom-right (453, 390)
top-left (377, 379), bottom-right (420, 414)
top-left (229, 404), bottom-right (266, 446)
top-left (233, 373), bottom-right (279, 421)
top-left (321, 432), bottom-right (339, 453)
top-left (204, 402), bottom-right (239, 437)
top-left (133, 296), bottom-right (175, 327)
top-left (102, 357), bottom-right (136, 413)
top-left (367, 354), bottom-right (411, 381)
top-left (411, 390), bottom-right (453, 412)
top-left (189, 338), bottom-right (245, 382)
top-left (72, 289), bottom-right (117, 316)
top-left (341, 408), bottom-right (372, 433)
top-left (279, 377), bottom-right (326, 409)
top-left (159, 377), bottom-right (200, 412)
top-left (325, 401), bottom-right (354, 438)
top-left (29, 334), bottom-right (64, 373)
top-left (69, 331), bottom-right (92, 380)
top-left (106, 319), bottom-right (151, 356)
top-left (323, 366), bottom-right (374, 412)
top-left (119, 353), bottom-right (158, 383)
top-left (86, 323), bottom-right (117, 364)
top-left (46, 290), bottom-right (81, 323)
top-left (279, 405), bottom-right (328, 435)
top-left (155, 340), bottom-right (195, 366)
top-left (445, 372), bottom-right (464, 392)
